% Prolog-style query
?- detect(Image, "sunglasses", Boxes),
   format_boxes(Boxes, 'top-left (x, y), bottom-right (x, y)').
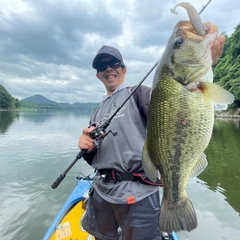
top-left (97, 59), bottom-right (122, 72)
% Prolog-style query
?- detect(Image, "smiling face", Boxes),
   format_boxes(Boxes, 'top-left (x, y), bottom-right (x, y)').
top-left (96, 56), bottom-right (127, 95)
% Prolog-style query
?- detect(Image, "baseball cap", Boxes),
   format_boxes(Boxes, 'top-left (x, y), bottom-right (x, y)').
top-left (92, 45), bottom-right (124, 69)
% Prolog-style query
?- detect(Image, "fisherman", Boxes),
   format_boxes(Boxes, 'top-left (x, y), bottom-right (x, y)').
top-left (78, 36), bottom-right (225, 240)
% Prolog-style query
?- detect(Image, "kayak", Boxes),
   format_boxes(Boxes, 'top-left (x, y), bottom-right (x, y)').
top-left (42, 173), bottom-right (179, 240)
top-left (43, 173), bottom-right (94, 240)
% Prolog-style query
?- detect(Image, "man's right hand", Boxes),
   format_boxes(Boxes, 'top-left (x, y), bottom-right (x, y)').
top-left (78, 126), bottom-right (95, 152)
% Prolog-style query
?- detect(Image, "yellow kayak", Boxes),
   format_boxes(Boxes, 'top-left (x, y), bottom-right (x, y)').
top-left (42, 174), bottom-right (94, 240)
top-left (42, 174), bottom-right (179, 240)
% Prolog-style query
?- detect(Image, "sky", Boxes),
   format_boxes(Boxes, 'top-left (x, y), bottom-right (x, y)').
top-left (0, 0), bottom-right (239, 103)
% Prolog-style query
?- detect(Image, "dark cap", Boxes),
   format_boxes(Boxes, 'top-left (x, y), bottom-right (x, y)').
top-left (92, 45), bottom-right (124, 69)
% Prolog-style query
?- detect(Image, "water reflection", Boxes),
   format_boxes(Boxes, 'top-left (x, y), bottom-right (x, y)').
top-left (0, 111), bottom-right (20, 133)
top-left (199, 119), bottom-right (240, 214)
top-left (0, 110), bottom-right (96, 134)
top-left (1, 111), bottom-right (240, 240)
top-left (19, 110), bottom-right (95, 124)
top-left (177, 178), bottom-right (240, 240)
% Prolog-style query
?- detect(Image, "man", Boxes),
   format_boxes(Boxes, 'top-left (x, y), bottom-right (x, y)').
top-left (78, 36), bottom-right (225, 240)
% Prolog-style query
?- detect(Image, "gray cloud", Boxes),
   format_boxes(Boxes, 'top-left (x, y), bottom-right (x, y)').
top-left (0, 0), bottom-right (122, 67)
top-left (0, 0), bottom-right (239, 103)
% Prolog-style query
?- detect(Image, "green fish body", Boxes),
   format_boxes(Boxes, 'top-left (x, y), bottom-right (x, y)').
top-left (142, 20), bottom-right (234, 233)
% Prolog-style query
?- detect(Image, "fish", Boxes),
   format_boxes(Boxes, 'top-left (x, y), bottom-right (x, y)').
top-left (142, 2), bottom-right (234, 233)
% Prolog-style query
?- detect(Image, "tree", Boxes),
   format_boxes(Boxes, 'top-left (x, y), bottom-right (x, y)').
top-left (0, 85), bottom-right (13, 109)
top-left (213, 23), bottom-right (240, 108)
top-left (14, 98), bottom-right (21, 109)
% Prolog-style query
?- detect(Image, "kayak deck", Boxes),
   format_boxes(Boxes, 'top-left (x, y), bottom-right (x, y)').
top-left (43, 174), bottom-right (179, 240)
top-left (42, 175), bottom-right (93, 240)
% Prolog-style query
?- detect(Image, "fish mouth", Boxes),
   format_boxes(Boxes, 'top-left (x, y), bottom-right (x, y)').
top-left (175, 21), bottom-right (218, 41)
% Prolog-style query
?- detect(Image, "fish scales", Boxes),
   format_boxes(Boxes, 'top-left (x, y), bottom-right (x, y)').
top-left (147, 71), bottom-right (214, 190)
top-left (142, 2), bottom-right (234, 234)
top-left (149, 73), bottom-right (214, 179)
top-left (145, 72), bottom-right (214, 233)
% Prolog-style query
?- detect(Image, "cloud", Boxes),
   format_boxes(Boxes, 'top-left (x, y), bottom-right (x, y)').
top-left (0, 0), bottom-right (239, 103)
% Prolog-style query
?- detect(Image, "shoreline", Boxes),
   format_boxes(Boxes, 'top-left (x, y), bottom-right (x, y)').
top-left (215, 114), bottom-right (240, 119)
top-left (1, 109), bottom-right (240, 119)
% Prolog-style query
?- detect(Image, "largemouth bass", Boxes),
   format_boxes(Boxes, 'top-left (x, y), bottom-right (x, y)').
top-left (142, 3), bottom-right (234, 233)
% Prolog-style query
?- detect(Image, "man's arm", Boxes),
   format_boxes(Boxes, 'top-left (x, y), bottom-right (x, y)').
top-left (133, 85), bottom-right (151, 122)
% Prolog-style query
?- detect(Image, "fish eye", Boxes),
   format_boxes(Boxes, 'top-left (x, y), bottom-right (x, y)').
top-left (174, 37), bottom-right (183, 48)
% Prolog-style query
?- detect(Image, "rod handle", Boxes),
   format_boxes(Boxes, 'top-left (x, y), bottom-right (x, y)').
top-left (51, 173), bottom-right (66, 189)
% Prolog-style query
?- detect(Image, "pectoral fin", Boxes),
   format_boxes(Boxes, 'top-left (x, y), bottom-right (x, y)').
top-left (200, 82), bottom-right (234, 105)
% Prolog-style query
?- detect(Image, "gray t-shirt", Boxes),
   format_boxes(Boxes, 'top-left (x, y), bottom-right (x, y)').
top-left (88, 82), bottom-right (159, 204)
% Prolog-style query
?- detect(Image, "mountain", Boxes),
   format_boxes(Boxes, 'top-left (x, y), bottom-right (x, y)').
top-left (21, 94), bottom-right (58, 104)
top-left (20, 94), bottom-right (99, 110)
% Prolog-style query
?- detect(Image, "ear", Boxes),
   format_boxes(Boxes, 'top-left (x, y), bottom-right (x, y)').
top-left (123, 67), bottom-right (127, 75)
top-left (96, 72), bottom-right (101, 80)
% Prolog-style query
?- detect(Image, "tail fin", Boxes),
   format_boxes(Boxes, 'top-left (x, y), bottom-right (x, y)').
top-left (160, 198), bottom-right (197, 233)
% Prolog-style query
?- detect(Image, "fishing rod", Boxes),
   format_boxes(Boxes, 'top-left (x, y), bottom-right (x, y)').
top-left (199, 0), bottom-right (212, 15)
top-left (51, 1), bottom-right (212, 189)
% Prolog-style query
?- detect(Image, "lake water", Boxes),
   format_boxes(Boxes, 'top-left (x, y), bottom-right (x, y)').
top-left (0, 111), bottom-right (240, 240)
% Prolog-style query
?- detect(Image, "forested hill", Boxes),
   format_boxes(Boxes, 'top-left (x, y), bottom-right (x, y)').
top-left (22, 94), bottom-right (58, 104)
top-left (20, 94), bottom-right (99, 110)
top-left (0, 86), bottom-right (99, 110)
top-left (0, 85), bottom-right (20, 109)
top-left (213, 23), bottom-right (240, 108)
